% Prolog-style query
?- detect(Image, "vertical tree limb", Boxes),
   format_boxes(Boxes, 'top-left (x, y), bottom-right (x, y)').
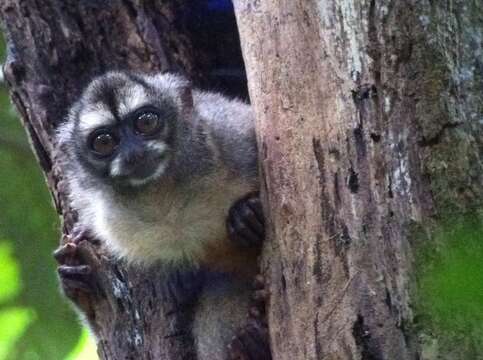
top-left (234, 0), bottom-right (482, 359)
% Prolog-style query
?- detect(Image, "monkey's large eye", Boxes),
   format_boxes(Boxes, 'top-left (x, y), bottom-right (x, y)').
top-left (134, 111), bottom-right (162, 136)
top-left (90, 131), bottom-right (118, 156)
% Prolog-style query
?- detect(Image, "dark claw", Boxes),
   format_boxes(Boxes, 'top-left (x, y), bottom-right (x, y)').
top-left (245, 196), bottom-right (264, 229)
top-left (249, 273), bottom-right (268, 323)
top-left (71, 226), bottom-right (99, 245)
top-left (227, 272), bottom-right (270, 359)
top-left (253, 274), bottom-right (265, 290)
top-left (252, 289), bottom-right (269, 303)
top-left (58, 264), bottom-right (91, 276)
top-left (54, 239), bottom-right (98, 297)
top-left (57, 264), bottom-right (96, 296)
top-left (238, 201), bottom-right (264, 236)
top-left (231, 215), bottom-right (259, 247)
top-left (53, 243), bottom-right (77, 263)
top-left (228, 193), bottom-right (265, 248)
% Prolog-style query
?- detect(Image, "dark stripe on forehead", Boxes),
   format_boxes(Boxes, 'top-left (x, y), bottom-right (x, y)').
top-left (84, 73), bottom-right (138, 122)
top-left (127, 73), bottom-right (160, 99)
top-left (127, 73), bottom-right (151, 89)
top-left (95, 80), bottom-right (121, 122)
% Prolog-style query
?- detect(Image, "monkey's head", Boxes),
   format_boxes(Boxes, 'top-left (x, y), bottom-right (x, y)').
top-left (59, 71), bottom-right (192, 189)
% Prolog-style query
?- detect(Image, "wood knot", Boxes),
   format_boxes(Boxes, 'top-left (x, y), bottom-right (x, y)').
top-left (4, 58), bottom-right (25, 83)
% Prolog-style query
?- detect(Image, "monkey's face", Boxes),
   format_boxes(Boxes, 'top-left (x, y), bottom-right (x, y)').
top-left (72, 73), bottom-right (179, 188)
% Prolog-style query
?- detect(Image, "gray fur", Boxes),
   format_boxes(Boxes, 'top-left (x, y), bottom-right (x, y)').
top-left (194, 273), bottom-right (252, 360)
top-left (57, 71), bottom-right (259, 359)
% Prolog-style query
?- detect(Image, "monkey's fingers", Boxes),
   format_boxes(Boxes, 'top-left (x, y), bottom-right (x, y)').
top-left (248, 273), bottom-right (269, 325)
top-left (68, 225), bottom-right (100, 245)
top-left (228, 194), bottom-right (265, 247)
top-left (58, 264), bottom-right (91, 276)
top-left (53, 243), bottom-right (77, 264)
top-left (245, 194), bottom-right (265, 226)
top-left (228, 215), bottom-right (261, 248)
top-left (235, 194), bottom-right (265, 236)
top-left (227, 321), bottom-right (271, 360)
top-left (241, 204), bottom-right (265, 238)
top-left (58, 264), bottom-right (97, 296)
top-left (54, 240), bottom-right (93, 268)
top-left (252, 274), bottom-right (265, 290)
top-left (252, 289), bottom-right (269, 303)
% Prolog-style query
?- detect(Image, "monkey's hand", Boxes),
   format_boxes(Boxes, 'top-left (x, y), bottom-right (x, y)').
top-left (226, 192), bottom-right (271, 360)
top-left (227, 275), bottom-right (271, 360)
top-left (53, 226), bottom-right (100, 300)
top-left (227, 192), bottom-right (265, 248)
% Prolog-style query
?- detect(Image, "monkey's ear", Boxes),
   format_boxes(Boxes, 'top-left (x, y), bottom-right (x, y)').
top-left (144, 72), bottom-right (194, 116)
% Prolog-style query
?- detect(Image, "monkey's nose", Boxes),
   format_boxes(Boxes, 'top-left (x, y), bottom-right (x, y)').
top-left (110, 149), bottom-right (147, 178)
top-left (124, 149), bottom-right (145, 165)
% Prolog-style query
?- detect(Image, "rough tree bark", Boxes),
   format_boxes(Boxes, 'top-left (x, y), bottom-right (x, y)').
top-left (0, 1), bottom-right (246, 359)
top-left (234, 0), bottom-right (482, 359)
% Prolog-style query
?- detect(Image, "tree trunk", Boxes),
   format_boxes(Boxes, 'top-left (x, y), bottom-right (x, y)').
top-left (0, 1), bottom-right (245, 359)
top-left (234, 0), bottom-right (482, 359)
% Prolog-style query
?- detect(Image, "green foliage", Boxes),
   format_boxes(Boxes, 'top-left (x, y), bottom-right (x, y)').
top-left (65, 330), bottom-right (98, 360)
top-left (0, 242), bottom-right (22, 303)
top-left (0, 308), bottom-right (34, 360)
top-left (414, 213), bottom-right (483, 355)
top-left (0, 35), bottom-right (96, 359)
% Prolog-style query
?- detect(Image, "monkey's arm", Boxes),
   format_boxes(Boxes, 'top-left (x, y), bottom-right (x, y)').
top-left (55, 193), bottom-right (270, 360)
top-left (225, 194), bottom-right (270, 360)
top-left (193, 193), bottom-right (271, 360)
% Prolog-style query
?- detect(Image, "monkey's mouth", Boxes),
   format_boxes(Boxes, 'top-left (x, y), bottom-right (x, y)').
top-left (111, 153), bottom-right (169, 187)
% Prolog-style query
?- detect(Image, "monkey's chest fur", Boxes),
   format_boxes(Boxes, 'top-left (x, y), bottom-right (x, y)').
top-left (83, 173), bottom-right (256, 268)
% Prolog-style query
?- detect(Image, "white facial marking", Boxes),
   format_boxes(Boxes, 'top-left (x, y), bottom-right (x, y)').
top-left (118, 85), bottom-right (148, 117)
top-left (145, 141), bottom-right (167, 154)
top-left (109, 156), bottom-right (123, 177)
top-left (128, 161), bottom-right (168, 187)
top-left (109, 141), bottom-right (167, 179)
top-left (79, 108), bottom-right (115, 136)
